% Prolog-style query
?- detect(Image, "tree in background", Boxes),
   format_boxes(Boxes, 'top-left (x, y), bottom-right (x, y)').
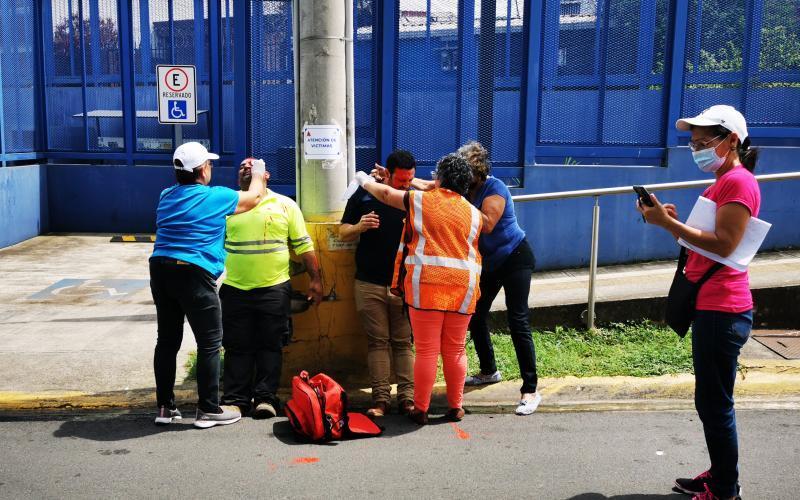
top-left (52, 14), bottom-right (119, 77)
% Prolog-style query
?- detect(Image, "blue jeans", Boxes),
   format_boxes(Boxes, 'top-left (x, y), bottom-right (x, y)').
top-left (692, 309), bottom-right (752, 498)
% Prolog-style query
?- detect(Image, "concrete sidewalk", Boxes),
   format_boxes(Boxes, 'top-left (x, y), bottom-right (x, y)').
top-left (0, 235), bottom-right (798, 412)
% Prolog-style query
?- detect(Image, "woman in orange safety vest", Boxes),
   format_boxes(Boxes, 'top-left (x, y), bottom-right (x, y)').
top-left (353, 154), bottom-right (482, 424)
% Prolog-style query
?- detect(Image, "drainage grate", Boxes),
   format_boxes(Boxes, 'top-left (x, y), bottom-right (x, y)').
top-left (752, 331), bottom-right (800, 360)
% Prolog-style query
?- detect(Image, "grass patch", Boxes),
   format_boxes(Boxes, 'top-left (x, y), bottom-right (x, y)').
top-left (185, 322), bottom-right (693, 382)
top-left (466, 321), bottom-right (693, 379)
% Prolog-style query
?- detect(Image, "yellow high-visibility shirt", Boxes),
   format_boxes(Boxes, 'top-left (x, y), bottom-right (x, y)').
top-left (223, 190), bottom-right (313, 290)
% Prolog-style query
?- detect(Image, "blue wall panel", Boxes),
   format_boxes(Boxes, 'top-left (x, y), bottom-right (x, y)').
top-left (0, 165), bottom-right (48, 247)
top-left (44, 164), bottom-right (299, 233)
top-left (46, 164), bottom-right (243, 232)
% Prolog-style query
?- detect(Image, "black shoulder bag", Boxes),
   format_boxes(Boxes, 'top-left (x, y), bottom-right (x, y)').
top-left (665, 247), bottom-right (724, 337)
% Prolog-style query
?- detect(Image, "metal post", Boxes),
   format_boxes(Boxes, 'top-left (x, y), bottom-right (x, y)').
top-left (587, 196), bottom-right (600, 330)
top-left (293, 0), bottom-right (301, 199)
top-left (0, 0), bottom-right (6, 168)
top-left (296, 0), bottom-right (350, 221)
top-left (477, 0), bottom-right (496, 151)
top-left (521, 0), bottom-right (544, 167)
top-left (664, 0), bottom-right (689, 147)
top-left (0, 27), bottom-right (5, 167)
top-left (118, 0), bottom-right (135, 165)
top-left (232, 0), bottom-right (247, 160)
top-left (345, 0), bottom-right (355, 183)
top-left (38, 0), bottom-right (54, 154)
top-left (77, 0), bottom-right (90, 151)
top-left (456, 0), bottom-right (475, 147)
top-left (376, 0), bottom-right (397, 164)
top-left (208, 0), bottom-right (222, 154)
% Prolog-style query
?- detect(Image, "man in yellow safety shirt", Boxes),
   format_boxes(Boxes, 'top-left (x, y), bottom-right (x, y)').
top-left (219, 158), bottom-right (322, 419)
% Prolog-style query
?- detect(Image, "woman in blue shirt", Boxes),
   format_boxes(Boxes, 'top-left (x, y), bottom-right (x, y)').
top-left (458, 142), bottom-right (540, 415)
top-left (150, 142), bottom-right (264, 429)
top-left (386, 141), bottom-right (541, 415)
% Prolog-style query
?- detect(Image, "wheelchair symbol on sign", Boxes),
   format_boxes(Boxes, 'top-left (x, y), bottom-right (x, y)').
top-left (169, 100), bottom-right (187, 120)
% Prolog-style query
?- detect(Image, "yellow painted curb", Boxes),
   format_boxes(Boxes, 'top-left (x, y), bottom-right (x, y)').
top-left (0, 390), bottom-right (195, 411)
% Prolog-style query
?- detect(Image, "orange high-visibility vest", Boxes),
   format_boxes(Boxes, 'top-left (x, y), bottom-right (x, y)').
top-left (391, 188), bottom-right (482, 314)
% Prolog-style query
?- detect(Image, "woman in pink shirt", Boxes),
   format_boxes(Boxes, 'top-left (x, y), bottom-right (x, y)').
top-left (637, 105), bottom-right (759, 500)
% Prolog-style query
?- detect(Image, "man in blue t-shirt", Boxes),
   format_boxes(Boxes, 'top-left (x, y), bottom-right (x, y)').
top-left (150, 142), bottom-right (264, 429)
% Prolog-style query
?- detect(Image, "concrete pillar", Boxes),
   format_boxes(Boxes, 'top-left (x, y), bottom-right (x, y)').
top-left (284, 224), bottom-right (366, 386)
top-left (296, 0), bottom-right (350, 221)
top-left (286, 0), bottom-right (365, 384)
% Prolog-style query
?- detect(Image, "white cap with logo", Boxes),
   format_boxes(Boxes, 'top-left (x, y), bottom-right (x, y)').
top-left (172, 142), bottom-right (220, 172)
top-left (676, 105), bottom-right (749, 142)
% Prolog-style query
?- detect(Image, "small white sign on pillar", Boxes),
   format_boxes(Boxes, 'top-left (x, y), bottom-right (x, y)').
top-left (157, 65), bottom-right (197, 125)
top-left (303, 124), bottom-right (342, 161)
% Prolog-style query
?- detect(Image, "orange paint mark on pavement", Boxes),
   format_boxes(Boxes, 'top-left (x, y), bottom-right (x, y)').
top-left (450, 423), bottom-right (470, 440)
top-left (292, 457), bottom-right (320, 464)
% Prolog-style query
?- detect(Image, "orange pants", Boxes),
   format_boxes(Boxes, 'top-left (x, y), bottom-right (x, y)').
top-left (408, 308), bottom-right (471, 412)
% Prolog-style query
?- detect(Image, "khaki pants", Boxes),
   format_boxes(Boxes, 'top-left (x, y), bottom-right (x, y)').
top-left (354, 279), bottom-right (414, 404)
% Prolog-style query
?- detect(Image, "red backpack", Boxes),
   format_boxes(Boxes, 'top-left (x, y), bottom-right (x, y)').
top-left (284, 371), bottom-right (383, 442)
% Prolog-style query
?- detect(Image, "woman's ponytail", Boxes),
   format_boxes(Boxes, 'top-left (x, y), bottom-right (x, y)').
top-left (738, 137), bottom-right (758, 173)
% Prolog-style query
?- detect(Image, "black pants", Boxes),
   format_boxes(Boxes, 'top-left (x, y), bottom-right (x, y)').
top-left (469, 239), bottom-right (538, 394)
top-left (150, 257), bottom-right (222, 413)
top-left (219, 281), bottom-right (291, 412)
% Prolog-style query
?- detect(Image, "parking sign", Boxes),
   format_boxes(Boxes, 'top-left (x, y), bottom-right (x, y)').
top-left (157, 65), bottom-right (197, 124)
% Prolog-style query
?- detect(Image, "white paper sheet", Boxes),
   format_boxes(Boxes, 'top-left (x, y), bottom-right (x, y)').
top-left (677, 196), bottom-right (771, 272)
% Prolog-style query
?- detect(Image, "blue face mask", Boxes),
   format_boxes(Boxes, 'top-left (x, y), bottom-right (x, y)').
top-left (692, 146), bottom-right (727, 173)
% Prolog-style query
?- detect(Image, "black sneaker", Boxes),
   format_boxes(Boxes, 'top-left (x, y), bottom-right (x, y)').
top-left (154, 406), bottom-right (182, 425)
top-left (674, 471), bottom-right (741, 498)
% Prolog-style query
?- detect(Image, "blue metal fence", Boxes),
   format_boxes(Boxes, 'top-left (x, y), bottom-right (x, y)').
top-left (681, 0), bottom-right (800, 130)
top-left (0, 0), bottom-right (38, 165)
top-left (1, 0), bottom-right (800, 178)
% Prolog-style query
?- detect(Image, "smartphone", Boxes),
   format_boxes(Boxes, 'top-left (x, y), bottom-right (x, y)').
top-left (633, 185), bottom-right (654, 207)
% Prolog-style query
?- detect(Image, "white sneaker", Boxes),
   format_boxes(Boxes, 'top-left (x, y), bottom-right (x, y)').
top-left (194, 405), bottom-right (242, 429)
top-left (515, 393), bottom-right (542, 415)
top-left (464, 370), bottom-right (503, 386)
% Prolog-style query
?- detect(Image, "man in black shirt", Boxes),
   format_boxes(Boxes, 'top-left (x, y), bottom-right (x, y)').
top-left (339, 150), bottom-right (417, 418)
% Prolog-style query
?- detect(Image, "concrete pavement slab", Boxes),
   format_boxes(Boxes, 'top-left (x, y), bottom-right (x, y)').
top-left (1, 235), bottom-right (799, 412)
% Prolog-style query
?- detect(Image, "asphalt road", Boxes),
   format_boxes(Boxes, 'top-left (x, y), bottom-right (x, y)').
top-left (0, 410), bottom-right (798, 499)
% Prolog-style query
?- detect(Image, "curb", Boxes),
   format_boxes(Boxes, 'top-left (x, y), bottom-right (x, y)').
top-left (2, 360), bottom-right (799, 414)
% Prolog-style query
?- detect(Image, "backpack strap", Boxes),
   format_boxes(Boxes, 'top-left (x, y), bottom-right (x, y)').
top-left (677, 246), bottom-right (724, 286)
top-left (696, 261), bottom-right (724, 287)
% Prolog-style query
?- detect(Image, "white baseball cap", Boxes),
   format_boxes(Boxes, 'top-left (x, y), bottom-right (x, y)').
top-left (172, 142), bottom-right (220, 171)
top-left (676, 105), bottom-right (748, 142)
